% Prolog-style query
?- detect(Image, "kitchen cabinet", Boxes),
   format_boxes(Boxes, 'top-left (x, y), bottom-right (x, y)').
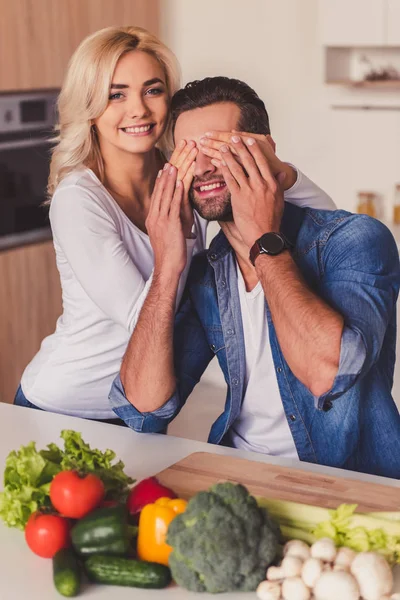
top-left (318, 0), bottom-right (386, 47)
top-left (0, 0), bottom-right (159, 91)
top-left (0, 240), bottom-right (62, 404)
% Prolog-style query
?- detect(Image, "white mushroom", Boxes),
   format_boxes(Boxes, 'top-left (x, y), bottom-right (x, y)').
top-left (313, 570), bottom-right (360, 600)
top-left (282, 576), bottom-right (311, 600)
top-left (350, 552), bottom-right (393, 600)
top-left (311, 538), bottom-right (337, 563)
top-left (256, 579), bottom-right (282, 600)
top-left (266, 566), bottom-right (285, 581)
top-left (283, 540), bottom-right (311, 562)
top-left (281, 556), bottom-right (304, 578)
top-left (333, 563), bottom-right (350, 572)
top-left (301, 557), bottom-right (324, 588)
top-left (335, 547), bottom-right (356, 569)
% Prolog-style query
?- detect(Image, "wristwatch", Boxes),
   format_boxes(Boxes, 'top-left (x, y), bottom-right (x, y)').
top-left (249, 232), bottom-right (290, 266)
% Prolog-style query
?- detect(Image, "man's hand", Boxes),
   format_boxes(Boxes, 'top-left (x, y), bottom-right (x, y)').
top-left (146, 164), bottom-right (186, 278)
top-left (199, 130), bottom-right (297, 190)
top-left (169, 139), bottom-right (198, 238)
top-left (214, 136), bottom-right (286, 249)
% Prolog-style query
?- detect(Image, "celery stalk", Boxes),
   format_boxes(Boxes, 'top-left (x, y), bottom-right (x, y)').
top-left (368, 512), bottom-right (400, 522)
top-left (256, 496), bottom-right (400, 564)
top-left (279, 525), bottom-right (316, 545)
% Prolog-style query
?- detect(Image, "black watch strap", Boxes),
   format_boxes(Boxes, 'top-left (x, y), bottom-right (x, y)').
top-left (249, 232), bottom-right (290, 266)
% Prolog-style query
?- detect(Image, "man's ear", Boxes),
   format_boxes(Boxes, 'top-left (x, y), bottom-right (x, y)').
top-left (265, 135), bottom-right (276, 153)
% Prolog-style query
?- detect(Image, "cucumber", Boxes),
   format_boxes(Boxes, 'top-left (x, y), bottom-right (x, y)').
top-left (84, 555), bottom-right (171, 589)
top-left (71, 505), bottom-right (130, 557)
top-left (53, 548), bottom-right (82, 597)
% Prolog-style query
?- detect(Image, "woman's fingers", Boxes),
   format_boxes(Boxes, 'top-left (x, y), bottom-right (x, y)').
top-left (159, 165), bottom-right (178, 216)
top-left (177, 146), bottom-right (198, 181)
top-left (169, 139), bottom-right (186, 167)
top-left (170, 139), bottom-right (196, 171)
top-left (218, 146), bottom-right (242, 192)
top-left (169, 179), bottom-right (184, 219)
top-left (199, 135), bottom-right (239, 158)
top-left (245, 138), bottom-right (277, 189)
top-left (232, 130), bottom-right (267, 142)
top-left (229, 135), bottom-right (263, 185)
top-left (149, 164), bottom-right (170, 216)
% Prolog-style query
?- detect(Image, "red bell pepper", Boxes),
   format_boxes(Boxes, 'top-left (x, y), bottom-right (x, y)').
top-left (126, 477), bottom-right (177, 515)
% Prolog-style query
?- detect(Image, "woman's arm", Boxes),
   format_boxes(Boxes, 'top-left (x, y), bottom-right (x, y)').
top-left (283, 165), bottom-right (336, 210)
top-left (50, 185), bottom-right (164, 333)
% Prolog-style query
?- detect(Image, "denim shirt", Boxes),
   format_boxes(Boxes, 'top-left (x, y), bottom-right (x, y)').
top-left (110, 203), bottom-right (400, 479)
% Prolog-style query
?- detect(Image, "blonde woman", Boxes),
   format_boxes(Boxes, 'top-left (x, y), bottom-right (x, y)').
top-left (14, 26), bottom-right (334, 420)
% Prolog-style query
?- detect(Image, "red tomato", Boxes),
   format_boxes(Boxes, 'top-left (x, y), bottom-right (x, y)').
top-left (50, 471), bottom-right (105, 519)
top-left (25, 512), bottom-right (70, 558)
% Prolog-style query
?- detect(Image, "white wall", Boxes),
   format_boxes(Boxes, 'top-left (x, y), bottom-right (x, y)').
top-left (160, 0), bottom-right (400, 221)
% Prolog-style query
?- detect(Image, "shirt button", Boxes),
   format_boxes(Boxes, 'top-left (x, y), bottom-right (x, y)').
top-left (221, 280), bottom-right (226, 287)
top-left (277, 367), bottom-right (282, 373)
top-left (210, 253), bottom-right (217, 261)
top-left (232, 377), bottom-right (239, 386)
top-left (289, 414), bottom-right (296, 422)
top-left (227, 328), bottom-right (234, 335)
top-left (210, 344), bottom-right (216, 351)
top-left (323, 400), bottom-right (333, 412)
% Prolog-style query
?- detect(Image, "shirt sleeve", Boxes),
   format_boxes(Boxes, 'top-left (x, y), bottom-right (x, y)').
top-left (50, 185), bottom-right (197, 333)
top-left (313, 215), bottom-right (400, 409)
top-left (284, 165), bottom-right (336, 210)
top-left (109, 285), bottom-right (215, 431)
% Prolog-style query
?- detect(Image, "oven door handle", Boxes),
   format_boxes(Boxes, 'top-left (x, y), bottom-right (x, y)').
top-left (0, 138), bottom-right (51, 151)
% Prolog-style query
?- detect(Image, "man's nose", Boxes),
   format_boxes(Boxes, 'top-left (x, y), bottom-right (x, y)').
top-left (194, 149), bottom-right (217, 178)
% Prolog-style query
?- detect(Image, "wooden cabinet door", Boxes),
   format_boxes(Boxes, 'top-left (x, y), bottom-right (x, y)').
top-left (0, 0), bottom-right (159, 91)
top-left (0, 241), bottom-right (62, 404)
top-left (387, 0), bottom-right (400, 45)
top-left (318, 0), bottom-right (386, 46)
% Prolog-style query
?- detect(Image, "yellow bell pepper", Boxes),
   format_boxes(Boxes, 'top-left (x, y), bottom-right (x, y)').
top-left (137, 497), bottom-right (188, 566)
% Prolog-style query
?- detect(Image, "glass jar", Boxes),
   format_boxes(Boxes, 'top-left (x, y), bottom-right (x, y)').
top-left (357, 192), bottom-right (376, 218)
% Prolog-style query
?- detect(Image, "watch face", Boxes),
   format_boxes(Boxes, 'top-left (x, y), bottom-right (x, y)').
top-left (259, 232), bottom-right (285, 255)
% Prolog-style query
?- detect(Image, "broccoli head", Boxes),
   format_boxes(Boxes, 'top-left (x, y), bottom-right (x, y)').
top-left (166, 482), bottom-right (280, 593)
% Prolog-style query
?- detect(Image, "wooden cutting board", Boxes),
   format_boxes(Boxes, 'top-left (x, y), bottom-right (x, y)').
top-left (155, 452), bottom-right (400, 512)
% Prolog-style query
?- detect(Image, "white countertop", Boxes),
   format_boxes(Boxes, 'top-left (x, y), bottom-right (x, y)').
top-left (0, 403), bottom-right (399, 599)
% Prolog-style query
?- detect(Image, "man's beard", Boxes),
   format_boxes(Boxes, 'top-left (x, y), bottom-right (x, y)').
top-left (189, 180), bottom-right (233, 222)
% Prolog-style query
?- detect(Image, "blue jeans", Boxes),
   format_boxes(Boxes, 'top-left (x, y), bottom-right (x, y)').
top-left (13, 384), bottom-right (127, 427)
top-left (14, 385), bottom-right (41, 410)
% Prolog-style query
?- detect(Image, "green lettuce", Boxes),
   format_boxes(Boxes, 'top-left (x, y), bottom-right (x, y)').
top-left (0, 430), bottom-right (134, 530)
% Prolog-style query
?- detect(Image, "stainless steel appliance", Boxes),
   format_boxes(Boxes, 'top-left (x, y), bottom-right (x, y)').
top-left (0, 90), bottom-right (58, 244)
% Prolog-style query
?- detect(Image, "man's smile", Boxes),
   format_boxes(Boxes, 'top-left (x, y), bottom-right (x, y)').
top-left (192, 179), bottom-right (227, 199)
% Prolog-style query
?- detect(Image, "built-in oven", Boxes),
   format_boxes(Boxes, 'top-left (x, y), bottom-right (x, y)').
top-left (0, 90), bottom-right (58, 249)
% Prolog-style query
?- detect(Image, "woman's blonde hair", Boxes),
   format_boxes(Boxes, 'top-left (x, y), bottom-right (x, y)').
top-left (47, 26), bottom-right (180, 198)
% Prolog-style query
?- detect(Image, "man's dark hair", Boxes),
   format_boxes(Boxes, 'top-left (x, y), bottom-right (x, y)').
top-left (170, 76), bottom-right (271, 138)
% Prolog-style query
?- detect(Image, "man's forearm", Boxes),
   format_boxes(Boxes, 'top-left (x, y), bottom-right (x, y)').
top-left (120, 269), bottom-right (179, 412)
top-left (255, 252), bottom-right (344, 397)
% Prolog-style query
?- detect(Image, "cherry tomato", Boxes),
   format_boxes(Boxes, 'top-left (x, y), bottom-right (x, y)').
top-left (25, 512), bottom-right (70, 558)
top-left (50, 471), bottom-right (105, 519)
